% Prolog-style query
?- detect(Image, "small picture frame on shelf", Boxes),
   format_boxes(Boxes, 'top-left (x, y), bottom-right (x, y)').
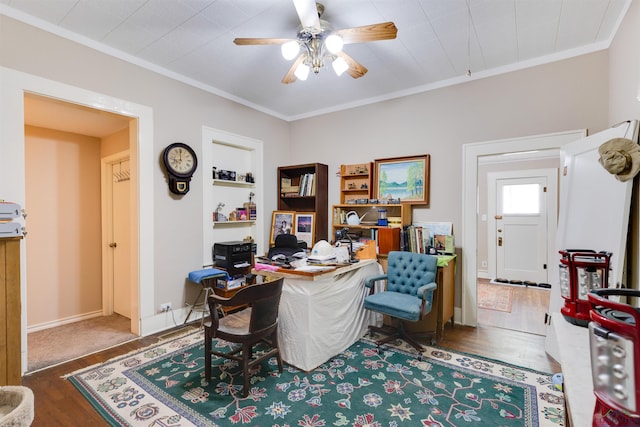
top-left (294, 213), bottom-right (315, 248)
top-left (270, 211), bottom-right (295, 246)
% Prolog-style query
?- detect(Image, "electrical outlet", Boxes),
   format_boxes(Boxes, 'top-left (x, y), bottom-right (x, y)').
top-left (159, 303), bottom-right (172, 312)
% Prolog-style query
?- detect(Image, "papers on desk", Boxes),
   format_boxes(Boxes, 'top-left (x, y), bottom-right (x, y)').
top-left (294, 265), bottom-right (335, 273)
top-left (307, 254), bottom-right (336, 262)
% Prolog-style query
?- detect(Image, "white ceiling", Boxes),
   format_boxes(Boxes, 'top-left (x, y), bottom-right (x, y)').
top-left (2, 0), bottom-right (631, 122)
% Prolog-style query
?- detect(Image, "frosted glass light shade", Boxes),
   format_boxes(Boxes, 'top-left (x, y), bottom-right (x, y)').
top-left (332, 56), bottom-right (348, 76)
top-left (281, 41), bottom-right (300, 60)
top-left (325, 34), bottom-right (343, 54)
top-left (294, 63), bottom-right (310, 80)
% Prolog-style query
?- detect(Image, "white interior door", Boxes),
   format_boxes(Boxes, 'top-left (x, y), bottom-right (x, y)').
top-left (489, 169), bottom-right (557, 284)
top-left (112, 159), bottom-right (131, 317)
top-left (102, 154), bottom-right (132, 319)
top-left (545, 121), bottom-right (638, 360)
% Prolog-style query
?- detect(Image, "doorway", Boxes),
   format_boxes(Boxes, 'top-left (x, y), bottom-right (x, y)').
top-left (460, 129), bottom-right (587, 329)
top-left (1, 67), bottom-right (155, 374)
top-left (487, 168), bottom-right (557, 285)
top-left (479, 164), bottom-right (558, 336)
top-left (23, 94), bottom-right (137, 370)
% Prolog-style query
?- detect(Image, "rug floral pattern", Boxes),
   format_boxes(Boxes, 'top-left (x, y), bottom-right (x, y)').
top-left (68, 330), bottom-right (565, 426)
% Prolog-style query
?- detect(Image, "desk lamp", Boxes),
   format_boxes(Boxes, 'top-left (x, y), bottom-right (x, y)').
top-left (335, 228), bottom-right (357, 263)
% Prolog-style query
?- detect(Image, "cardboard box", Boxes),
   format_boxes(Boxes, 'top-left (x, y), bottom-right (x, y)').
top-left (216, 276), bottom-right (246, 291)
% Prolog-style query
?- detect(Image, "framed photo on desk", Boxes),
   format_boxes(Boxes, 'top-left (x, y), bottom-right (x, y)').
top-left (294, 213), bottom-right (315, 248)
top-left (270, 211), bottom-right (295, 245)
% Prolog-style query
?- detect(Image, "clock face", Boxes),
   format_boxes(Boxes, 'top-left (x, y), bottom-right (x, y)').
top-left (164, 143), bottom-right (197, 178)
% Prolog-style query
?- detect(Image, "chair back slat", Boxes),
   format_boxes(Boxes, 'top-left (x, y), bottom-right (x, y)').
top-left (386, 251), bottom-right (437, 296)
top-left (249, 278), bottom-right (284, 332)
top-left (207, 277), bottom-right (284, 332)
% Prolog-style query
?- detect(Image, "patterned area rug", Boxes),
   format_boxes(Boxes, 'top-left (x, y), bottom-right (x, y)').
top-left (66, 330), bottom-right (564, 426)
top-left (478, 282), bottom-right (514, 312)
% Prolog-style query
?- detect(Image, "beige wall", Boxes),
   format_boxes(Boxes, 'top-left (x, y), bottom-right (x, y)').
top-left (25, 125), bottom-right (102, 327)
top-left (102, 127), bottom-right (130, 157)
top-left (290, 51), bottom-right (610, 253)
top-left (1, 15), bottom-right (290, 326)
top-left (2, 1), bottom-right (639, 328)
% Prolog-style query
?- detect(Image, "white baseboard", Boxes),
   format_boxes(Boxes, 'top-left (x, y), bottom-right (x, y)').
top-left (476, 271), bottom-right (491, 279)
top-left (140, 305), bottom-right (206, 337)
top-left (27, 310), bottom-right (103, 333)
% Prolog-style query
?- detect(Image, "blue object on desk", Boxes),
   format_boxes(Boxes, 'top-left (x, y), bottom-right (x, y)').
top-left (188, 268), bottom-right (230, 283)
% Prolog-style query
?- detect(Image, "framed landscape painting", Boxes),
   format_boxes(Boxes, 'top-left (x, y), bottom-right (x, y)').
top-left (374, 154), bottom-right (430, 204)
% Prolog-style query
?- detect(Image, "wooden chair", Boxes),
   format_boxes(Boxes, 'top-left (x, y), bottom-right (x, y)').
top-left (364, 251), bottom-right (438, 354)
top-left (204, 277), bottom-right (284, 397)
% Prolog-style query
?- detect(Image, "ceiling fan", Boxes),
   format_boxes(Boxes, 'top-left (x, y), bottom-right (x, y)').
top-left (233, 0), bottom-right (398, 84)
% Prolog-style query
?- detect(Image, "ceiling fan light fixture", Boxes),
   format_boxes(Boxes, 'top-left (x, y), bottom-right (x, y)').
top-left (325, 34), bottom-right (343, 54)
top-left (281, 40), bottom-right (300, 60)
top-left (332, 56), bottom-right (349, 76)
top-left (294, 62), bottom-right (310, 80)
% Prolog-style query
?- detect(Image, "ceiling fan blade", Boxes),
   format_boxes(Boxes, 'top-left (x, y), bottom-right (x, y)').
top-left (335, 22), bottom-right (398, 44)
top-left (293, 0), bottom-right (321, 30)
top-left (234, 37), bottom-right (294, 46)
top-left (282, 55), bottom-right (306, 84)
top-left (337, 51), bottom-right (368, 79)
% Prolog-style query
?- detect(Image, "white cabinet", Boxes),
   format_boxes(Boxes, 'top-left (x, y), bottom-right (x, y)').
top-left (201, 128), bottom-right (263, 265)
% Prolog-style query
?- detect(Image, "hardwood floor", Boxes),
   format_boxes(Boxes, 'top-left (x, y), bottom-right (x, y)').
top-left (477, 280), bottom-right (551, 336)
top-left (21, 320), bottom-right (561, 426)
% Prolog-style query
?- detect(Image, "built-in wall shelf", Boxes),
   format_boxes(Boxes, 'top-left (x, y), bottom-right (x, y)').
top-left (212, 220), bottom-right (255, 227)
top-left (212, 179), bottom-right (255, 188)
top-left (202, 128), bottom-right (264, 264)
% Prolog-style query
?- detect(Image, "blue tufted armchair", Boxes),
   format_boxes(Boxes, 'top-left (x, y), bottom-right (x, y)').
top-left (364, 251), bottom-right (438, 353)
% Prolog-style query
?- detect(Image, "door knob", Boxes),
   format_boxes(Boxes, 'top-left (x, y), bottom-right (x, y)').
top-left (495, 215), bottom-right (503, 220)
top-left (497, 228), bottom-right (502, 232)
top-left (109, 242), bottom-right (117, 248)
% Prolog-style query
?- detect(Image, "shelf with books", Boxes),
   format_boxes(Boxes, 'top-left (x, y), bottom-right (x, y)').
top-left (331, 203), bottom-right (411, 254)
top-left (278, 163), bottom-right (328, 243)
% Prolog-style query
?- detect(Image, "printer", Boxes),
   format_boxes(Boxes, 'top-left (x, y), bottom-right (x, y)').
top-left (213, 241), bottom-right (254, 277)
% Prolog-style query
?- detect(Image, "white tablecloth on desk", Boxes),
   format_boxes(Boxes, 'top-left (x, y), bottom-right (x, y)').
top-left (278, 261), bottom-right (384, 371)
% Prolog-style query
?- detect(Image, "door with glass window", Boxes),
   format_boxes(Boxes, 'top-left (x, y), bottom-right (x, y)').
top-left (488, 169), bottom-right (557, 284)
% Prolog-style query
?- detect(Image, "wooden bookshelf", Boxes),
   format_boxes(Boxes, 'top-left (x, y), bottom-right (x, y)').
top-left (340, 163), bottom-right (372, 204)
top-left (331, 203), bottom-right (411, 251)
top-left (278, 163), bottom-right (328, 243)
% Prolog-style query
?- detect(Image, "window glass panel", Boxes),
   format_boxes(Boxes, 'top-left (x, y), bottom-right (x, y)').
top-left (502, 184), bottom-right (539, 214)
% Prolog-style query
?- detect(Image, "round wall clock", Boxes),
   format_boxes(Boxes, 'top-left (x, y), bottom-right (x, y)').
top-left (163, 142), bottom-right (198, 195)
